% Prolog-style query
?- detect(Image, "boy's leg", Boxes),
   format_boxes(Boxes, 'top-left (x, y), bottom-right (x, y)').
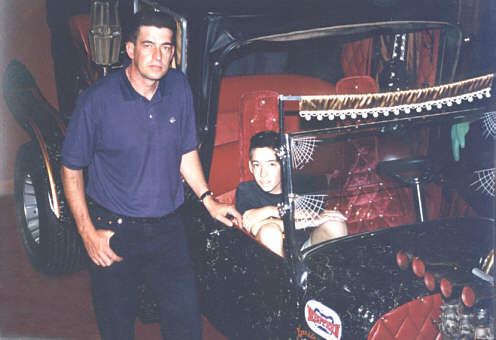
top-left (311, 219), bottom-right (348, 245)
top-left (255, 222), bottom-right (284, 256)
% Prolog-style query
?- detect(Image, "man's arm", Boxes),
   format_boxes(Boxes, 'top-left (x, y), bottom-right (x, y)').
top-left (180, 149), bottom-right (242, 227)
top-left (61, 165), bottom-right (122, 267)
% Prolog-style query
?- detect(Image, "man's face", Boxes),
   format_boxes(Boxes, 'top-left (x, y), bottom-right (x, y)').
top-left (249, 147), bottom-right (282, 195)
top-left (126, 26), bottom-right (175, 82)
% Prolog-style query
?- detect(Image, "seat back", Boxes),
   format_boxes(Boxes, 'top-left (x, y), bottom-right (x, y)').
top-left (336, 75), bottom-right (377, 94)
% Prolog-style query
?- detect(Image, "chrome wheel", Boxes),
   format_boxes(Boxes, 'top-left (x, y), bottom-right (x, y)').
top-left (22, 173), bottom-right (40, 245)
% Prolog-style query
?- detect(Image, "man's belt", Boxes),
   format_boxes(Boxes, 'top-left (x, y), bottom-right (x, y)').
top-left (87, 198), bottom-right (177, 225)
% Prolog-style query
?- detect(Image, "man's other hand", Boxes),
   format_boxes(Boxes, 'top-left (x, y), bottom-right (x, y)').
top-left (203, 196), bottom-right (243, 228)
top-left (81, 228), bottom-right (123, 267)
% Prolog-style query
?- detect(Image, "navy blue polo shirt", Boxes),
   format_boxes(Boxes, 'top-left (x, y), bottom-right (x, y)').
top-left (62, 68), bottom-right (198, 217)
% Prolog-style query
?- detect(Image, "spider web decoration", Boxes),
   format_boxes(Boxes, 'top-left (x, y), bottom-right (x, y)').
top-left (481, 111), bottom-right (496, 139)
top-left (471, 168), bottom-right (495, 197)
top-left (291, 137), bottom-right (320, 170)
top-left (293, 194), bottom-right (327, 227)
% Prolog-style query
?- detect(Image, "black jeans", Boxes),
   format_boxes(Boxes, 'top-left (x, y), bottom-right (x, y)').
top-left (88, 203), bottom-right (202, 340)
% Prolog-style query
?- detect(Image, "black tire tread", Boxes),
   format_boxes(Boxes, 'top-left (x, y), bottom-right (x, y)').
top-left (14, 142), bottom-right (87, 275)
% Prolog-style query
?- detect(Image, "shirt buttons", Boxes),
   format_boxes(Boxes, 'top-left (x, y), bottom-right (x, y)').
top-left (149, 114), bottom-right (153, 119)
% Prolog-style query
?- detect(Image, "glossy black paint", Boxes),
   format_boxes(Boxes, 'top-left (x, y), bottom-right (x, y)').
top-left (180, 196), bottom-right (299, 339)
top-left (181, 193), bottom-right (494, 339)
top-left (302, 217), bottom-right (494, 339)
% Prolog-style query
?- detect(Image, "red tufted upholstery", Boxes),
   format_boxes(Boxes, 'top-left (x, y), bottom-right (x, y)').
top-left (320, 132), bottom-right (425, 234)
top-left (238, 91), bottom-right (281, 183)
top-left (209, 91), bottom-right (280, 202)
top-left (214, 75), bottom-right (335, 146)
top-left (367, 294), bottom-right (442, 340)
top-left (324, 129), bottom-right (472, 235)
top-left (341, 38), bottom-right (373, 77)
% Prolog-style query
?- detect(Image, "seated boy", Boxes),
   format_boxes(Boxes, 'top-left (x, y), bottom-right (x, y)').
top-left (235, 130), bottom-right (348, 257)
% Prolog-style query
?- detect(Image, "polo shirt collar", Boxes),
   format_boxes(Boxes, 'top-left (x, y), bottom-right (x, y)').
top-left (120, 67), bottom-right (171, 103)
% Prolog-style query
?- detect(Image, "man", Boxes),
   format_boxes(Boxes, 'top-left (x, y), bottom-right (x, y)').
top-left (61, 10), bottom-right (241, 340)
top-left (236, 131), bottom-right (347, 257)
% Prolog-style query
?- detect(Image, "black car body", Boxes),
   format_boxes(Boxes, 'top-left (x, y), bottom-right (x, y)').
top-left (3, 0), bottom-right (495, 339)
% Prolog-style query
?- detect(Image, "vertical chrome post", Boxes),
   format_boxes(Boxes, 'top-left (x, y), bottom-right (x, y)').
top-left (412, 177), bottom-right (427, 223)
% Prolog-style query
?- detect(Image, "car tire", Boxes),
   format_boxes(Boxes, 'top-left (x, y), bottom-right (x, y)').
top-left (14, 142), bottom-right (87, 274)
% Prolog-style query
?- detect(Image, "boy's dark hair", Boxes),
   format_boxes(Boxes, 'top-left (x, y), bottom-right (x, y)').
top-left (249, 130), bottom-right (280, 159)
top-left (125, 10), bottom-right (176, 44)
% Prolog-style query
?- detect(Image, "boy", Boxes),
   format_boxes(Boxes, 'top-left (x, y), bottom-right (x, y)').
top-left (235, 131), bottom-right (348, 256)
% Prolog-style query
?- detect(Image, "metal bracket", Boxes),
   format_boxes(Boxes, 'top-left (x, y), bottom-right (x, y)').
top-left (275, 145), bottom-right (289, 160)
top-left (277, 202), bottom-right (290, 217)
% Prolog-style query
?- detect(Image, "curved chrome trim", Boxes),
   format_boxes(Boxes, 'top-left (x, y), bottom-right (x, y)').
top-left (27, 119), bottom-right (60, 219)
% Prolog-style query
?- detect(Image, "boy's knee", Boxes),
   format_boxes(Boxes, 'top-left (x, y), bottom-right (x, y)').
top-left (256, 222), bottom-right (283, 239)
top-left (322, 220), bottom-right (348, 238)
top-left (255, 222), bottom-right (284, 256)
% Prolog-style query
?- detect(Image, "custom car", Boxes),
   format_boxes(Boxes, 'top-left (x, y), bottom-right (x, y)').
top-left (3, 0), bottom-right (494, 339)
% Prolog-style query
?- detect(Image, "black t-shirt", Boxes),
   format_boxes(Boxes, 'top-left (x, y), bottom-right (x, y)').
top-left (235, 173), bottom-right (321, 214)
top-left (235, 181), bottom-right (281, 214)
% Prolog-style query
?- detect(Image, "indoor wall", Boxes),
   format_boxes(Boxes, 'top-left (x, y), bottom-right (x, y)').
top-left (0, 0), bottom-right (58, 196)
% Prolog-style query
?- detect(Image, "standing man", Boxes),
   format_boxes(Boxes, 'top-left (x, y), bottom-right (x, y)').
top-left (61, 10), bottom-right (241, 340)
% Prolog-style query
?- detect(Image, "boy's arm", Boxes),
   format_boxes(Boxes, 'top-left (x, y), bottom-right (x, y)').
top-left (242, 206), bottom-right (279, 233)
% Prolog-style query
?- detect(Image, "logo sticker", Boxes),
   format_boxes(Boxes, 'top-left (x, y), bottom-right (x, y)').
top-left (304, 300), bottom-right (342, 340)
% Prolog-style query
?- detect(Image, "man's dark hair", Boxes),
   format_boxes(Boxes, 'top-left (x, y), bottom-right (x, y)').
top-left (125, 10), bottom-right (176, 44)
top-left (249, 130), bottom-right (280, 159)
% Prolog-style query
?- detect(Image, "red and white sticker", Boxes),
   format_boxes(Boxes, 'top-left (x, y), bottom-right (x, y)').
top-left (305, 300), bottom-right (342, 340)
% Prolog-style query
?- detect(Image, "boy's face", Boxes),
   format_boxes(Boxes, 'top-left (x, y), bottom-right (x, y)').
top-left (249, 147), bottom-right (282, 195)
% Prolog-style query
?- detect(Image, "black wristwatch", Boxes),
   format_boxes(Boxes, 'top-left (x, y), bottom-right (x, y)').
top-left (200, 190), bottom-right (214, 202)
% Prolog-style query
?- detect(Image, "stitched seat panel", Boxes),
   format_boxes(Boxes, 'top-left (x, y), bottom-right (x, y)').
top-left (367, 294), bottom-right (442, 340)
